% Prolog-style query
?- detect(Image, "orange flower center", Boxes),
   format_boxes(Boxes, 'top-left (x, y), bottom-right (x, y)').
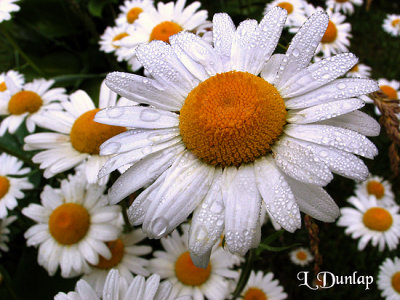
top-left (0, 82), bottom-right (7, 92)
top-left (391, 272), bottom-right (400, 294)
top-left (276, 2), bottom-right (294, 14)
top-left (175, 251), bottom-right (212, 286)
top-left (392, 19), bottom-right (400, 27)
top-left (362, 207), bottom-right (393, 232)
top-left (321, 21), bottom-right (337, 44)
top-left (127, 7), bottom-right (143, 23)
top-left (349, 64), bottom-right (359, 73)
top-left (380, 85), bottom-right (398, 100)
top-left (112, 32), bottom-right (129, 48)
top-left (150, 21), bottom-right (183, 43)
top-left (95, 238), bottom-right (125, 269)
top-left (48, 203), bottom-right (90, 245)
top-left (335, 0), bottom-right (349, 3)
top-left (70, 108), bottom-right (126, 155)
top-left (243, 287), bottom-right (268, 300)
top-left (366, 180), bottom-right (385, 199)
top-left (0, 176), bottom-right (10, 199)
top-left (179, 71), bottom-right (286, 167)
top-left (8, 91), bottom-right (43, 115)
top-left (296, 251), bottom-right (307, 261)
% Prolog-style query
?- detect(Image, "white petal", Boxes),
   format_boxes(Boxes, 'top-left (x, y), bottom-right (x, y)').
top-left (212, 13), bottom-right (235, 64)
top-left (261, 54), bottom-right (285, 85)
top-left (99, 80), bottom-right (117, 108)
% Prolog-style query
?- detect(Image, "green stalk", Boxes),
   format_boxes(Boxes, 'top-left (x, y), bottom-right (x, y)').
top-left (231, 249), bottom-right (256, 299)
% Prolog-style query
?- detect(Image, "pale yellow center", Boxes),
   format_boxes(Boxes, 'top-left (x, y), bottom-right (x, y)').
top-left (276, 2), bottom-right (294, 14)
top-left (127, 7), bottom-right (143, 24)
top-left (95, 238), bottom-right (125, 269)
top-left (0, 176), bottom-right (10, 199)
top-left (380, 85), bottom-right (398, 100)
top-left (8, 91), bottom-right (43, 115)
top-left (150, 21), bottom-right (183, 43)
top-left (175, 251), bottom-right (212, 286)
top-left (243, 287), bottom-right (268, 300)
top-left (362, 207), bottom-right (393, 232)
top-left (366, 180), bottom-right (385, 199)
top-left (321, 21), bottom-right (337, 44)
top-left (392, 272), bottom-right (400, 294)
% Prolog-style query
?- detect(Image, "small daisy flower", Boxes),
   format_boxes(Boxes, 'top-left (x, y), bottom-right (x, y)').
top-left (97, 9), bottom-right (379, 264)
top-left (0, 70), bottom-right (24, 93)
top-left (0, 153), bottom-right (33, 218)
top-left (115, 0), bottom-right (155, 26)
top-left (24, 81), bottom-right (132, 184)
top-left (346, 63), bottom-right (371, 78)
top-left (337, 192), bottom-right (400, 251)
top-left (378, 78), bottom-right (399, 100)
top-left (378, 257), bottom-right (400, 300)
top-left (355, 175), bottom-right (396, 207)
top-left (22, 173), bottom-right (121, 278)
top-left (264, 0), bottom-right (307, 27)
top-left (289, 247), bottom-right (314, 266)
top-left (0, 77), bottom-right (67, 135)
top-left (149, 225), bottom-right (238, 300)
top-left (0, 215), bottom-right (16, 256)
top-left (383, 14), bottom-right (400, 37)
top-left (0, 0), bottom-right (19, 23)
top-left (240, 270), bottom-right (287, 300)
top-left (326, 0), bottom-right (362, 15)
top-left (82, 228), bottom-right (152, 296)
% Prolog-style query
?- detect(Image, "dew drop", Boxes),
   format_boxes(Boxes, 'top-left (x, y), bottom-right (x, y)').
top-left (151, 217), bottom-right (168, 237)
top-left (140, 109), bottom-right (161, 122)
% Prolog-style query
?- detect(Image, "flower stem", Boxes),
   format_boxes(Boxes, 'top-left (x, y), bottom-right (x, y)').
top-left (231, 249), bottom-right (255, 299)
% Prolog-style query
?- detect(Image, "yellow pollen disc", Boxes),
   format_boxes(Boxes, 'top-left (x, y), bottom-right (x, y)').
top-left (179, 71), bottom-right (287, 167)
top-left (366, 180), bottom-right (385, 199)
top-left (175, 251), bottom-right (212, 286)
top-left (49, 203), bottom-right (90, 245)
top-left (95, 238), bottom-right (125, 269)
top-left (0, 82), bottom-right (7, 92)
top-left (391, 272), bottom-right (400, 293)
top-left (380, 85), bottom-right (398, 100)
top-left (296, 251), bottom-right (307, 261)
top-left (112, 32), bottom-right (129, 48)
top-left (392, 19), bottom-right (400, 27)
top-left (276, 2), bottom-right (294, 14)
top-left (362, 207), bottom-right (393, 232)
top-left (8, 91), bottom-right (43, 115)
top-left (321, 21), bottom-right (338, 44)
top-left (0, 176), bottom-right (10, 199)
top-left (335, 0), bottom-right (349, 3)
top-left (149, 21), bottom-right (183, 43)
top-left (127, 7), bottom-right (143, 23)
top-left (70, 108), bottom-right (126, 155)
top-left (243, 287), bottom-right (268, 300)
top-left (349, 64), bottom-right (359, 73)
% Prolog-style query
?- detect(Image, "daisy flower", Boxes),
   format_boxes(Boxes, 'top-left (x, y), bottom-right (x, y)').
top-left (24, 81), bottom-right (132, 184)
top-left (0, 70), bottom-right (24, 93)
top-left (345, 63), bottom-right (371, 78)
top-left (148, 225), bottom-right (238, 300)
top-left (0, 215), bottom-right (16, 257)
top-left (0, 152), bottom-right (33, 218)
top-left (378, 78), bottom-right (399, 100)
top-left (355, 175), bottom-right (395, 207)
top-left (378, 257), bottom-right (400, 300)
top-left (115, 0), bottom-right (155, 26)
top-left (96, 9), bottom-right (379, 265)
top-left (240, 270), bottom-right (287, 300)
top-left (82, 228), bottom-right (152, 296)
top-left (22, 173), bottom-right (121, 278)
top-left (326, 0), bottom-right (362, 15)
top-left (264, 0), bottom-right (307, 27)
top-left (0, 78), bottom-right (67, 135)
top-left (337, 192), bottom-right (400, 251)
top-left (383, 14), bottom-right (400, 37)
top-left (289, 247), bottom-right (314, 266)
top-left (0, 0), bottom-right (19, 23)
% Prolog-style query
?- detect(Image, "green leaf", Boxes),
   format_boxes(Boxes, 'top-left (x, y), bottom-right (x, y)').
top-left (88, 0), bottom-right (116, 17)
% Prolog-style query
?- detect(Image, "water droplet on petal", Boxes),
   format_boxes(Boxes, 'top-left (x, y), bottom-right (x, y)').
top-left (151, 217), bottom-right (168, 237)
top-left (140, 109), bottom-right (161, 122)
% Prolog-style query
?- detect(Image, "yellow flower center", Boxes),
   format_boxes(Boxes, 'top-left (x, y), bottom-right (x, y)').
top-left (243, 287), bottom-right (268, 300)
top-left (175, 251), bottom-right (212, 286)
top-left (366, 180), bottom-right (385, 199)
top-left (127, 7), bottom-right (143, 23)
top-left (70, 108), bottom-right (126, 155)
top-left (391, 272), bottom-right (400, 294)
top-left (112, 32), bottom-right (129, 48)
top-left (392, 19), bottom-right (400, 27)
top-left (0, 82), bottom-right (7, 92)
top-left (8, 91), bottom-right (43, 115)
top-left (95, 238), bottom-right (125, 269)
top-left (0, 176), bottom-right (10, 199)
top-left (321, 21), bottom-right (337, 44)
top-left (150, 21), bottom-right (183, 43)
top-left (179, 71), bottom-right (287, 167)
top-left (335, 0), bottom-right (349, 3)
top-left (296, 250), bottom-right (307, 261)
top-left (362, 207), bottom-right (393, 232)
top-left (48, 203), bottom-right (90, 245)
top-left (380, 85), bottom-right (398, 100)
top-left (349, 64), bottom-right (359, 73)
top-left (276, 2), bottom-right (294, 14)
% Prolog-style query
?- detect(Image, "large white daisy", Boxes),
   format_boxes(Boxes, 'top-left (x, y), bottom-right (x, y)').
top-left (289, 247), bottom-right (313, 266)
top-left (355, 175), bottom-right (396, 208)
top-left (0, 152), bottom-right (33, 217)
top-left (326, 0), bottom-right (363, 15)
top-left (0, 215), bottom-right (16, 256)
top-left (115, 0), bottom-right (155, 26)
top-left (148, 224), bottom-right (238, 299)
top-left (82, 227), bottom-right (152, 296)
top-left (95, 9), bottom-right (380, 266)
top-left (22, 173), bottom-right (121, 278)
top-left (240, 271), bottom-right (287, 300)
top-left (0, 70), bottom-right (24, 93)
top-left (0, 0), bottom-right (19, 23)
top-left (24, 81), bottom-right (132, 184)
top-left (383, 14), bottom-right (400, 37)
top-left (0, 78), bottom-right (67, 135)
top-left (264, 0), bottom-right (307, 27)
top-left (378, 257), bottom-right (400, 300)
top-left (337, 191), bottom-right (400, 251)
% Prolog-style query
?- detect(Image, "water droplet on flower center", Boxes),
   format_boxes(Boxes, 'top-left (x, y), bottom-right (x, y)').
top-left (150, 21), bottom-right (183, 43)
top-left (175, 251), bottom-right (212, 286)
top-left (8, 91), bottom-right (43, 115)
top-left (362, 207), bottom-right (393, 232)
